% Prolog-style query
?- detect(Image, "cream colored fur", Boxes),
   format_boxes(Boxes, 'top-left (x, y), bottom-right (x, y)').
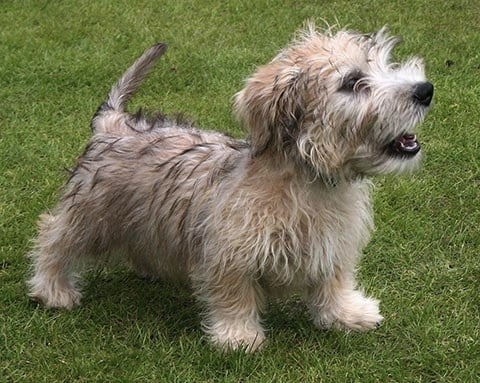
top-left (27, 25), bottom-right (433, 352)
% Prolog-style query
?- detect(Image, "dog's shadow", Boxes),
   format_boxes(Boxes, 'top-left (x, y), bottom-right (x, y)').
top-left (80, 269), bottom-right (203, 341)
top-left (77, 268), bottom-right (317, 347)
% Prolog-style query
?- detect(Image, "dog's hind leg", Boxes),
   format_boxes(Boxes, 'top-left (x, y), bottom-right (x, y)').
top-left (27, 213), bottom-right (88, 309)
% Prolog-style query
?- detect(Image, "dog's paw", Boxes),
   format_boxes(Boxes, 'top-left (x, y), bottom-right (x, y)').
top-left (213, 331), bottom-right (266, 353)
top-left (205, 318), bottom-right (266, 352)
top-left (28, 278), bottom-right (82, 309)
top-left (313, 291), bottom-right (383, 332)
top-left (333, 297), bottom-right (383, 332)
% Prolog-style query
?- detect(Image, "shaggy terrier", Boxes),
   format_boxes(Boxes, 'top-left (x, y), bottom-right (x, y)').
top-left (28, 25), bottom-right (433, 351)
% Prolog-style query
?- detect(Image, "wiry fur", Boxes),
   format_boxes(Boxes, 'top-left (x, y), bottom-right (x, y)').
top-left (27, 26), bottom-right (433, 352)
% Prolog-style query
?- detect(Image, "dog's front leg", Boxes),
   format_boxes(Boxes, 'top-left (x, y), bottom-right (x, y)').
top-left (307, 270), bottom-right (383, 332)
top-left (195, 270), bottom-right (266, 352)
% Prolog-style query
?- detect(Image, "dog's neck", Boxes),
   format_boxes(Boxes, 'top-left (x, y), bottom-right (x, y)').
top-left (247, 147), bottom-right (354, 190)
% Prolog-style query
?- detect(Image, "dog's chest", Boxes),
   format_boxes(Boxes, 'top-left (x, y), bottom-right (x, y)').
top-left (258, 181), bottom-right (373, 289)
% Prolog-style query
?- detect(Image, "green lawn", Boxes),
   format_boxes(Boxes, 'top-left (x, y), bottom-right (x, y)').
top-left (1, 1), bottom-right (479, 382)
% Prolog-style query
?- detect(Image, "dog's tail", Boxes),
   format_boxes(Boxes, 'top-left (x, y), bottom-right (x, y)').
top-left (92, 43), bottom-right (167, 131)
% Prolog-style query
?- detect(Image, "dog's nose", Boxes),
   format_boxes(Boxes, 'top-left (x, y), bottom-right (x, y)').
top-left (412, 82), bottom-right (434, 106)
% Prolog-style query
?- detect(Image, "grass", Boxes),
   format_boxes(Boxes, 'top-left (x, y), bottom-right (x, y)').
top-left (1, 0), bottom-right (479, 382)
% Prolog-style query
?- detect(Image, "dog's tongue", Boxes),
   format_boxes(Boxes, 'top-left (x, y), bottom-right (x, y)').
top-left (393, 134), bottom-right (421, 155)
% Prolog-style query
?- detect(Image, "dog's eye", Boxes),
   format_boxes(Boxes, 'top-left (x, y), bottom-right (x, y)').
top-left (340, 72), bottom-right (364, 92)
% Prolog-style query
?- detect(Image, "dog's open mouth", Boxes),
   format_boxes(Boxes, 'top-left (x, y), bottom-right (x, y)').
top-left (388, 134), bottom-right (421, 157)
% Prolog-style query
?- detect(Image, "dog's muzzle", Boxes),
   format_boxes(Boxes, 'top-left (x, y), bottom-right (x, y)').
top-left (387, 81), bottom-right (434, 157)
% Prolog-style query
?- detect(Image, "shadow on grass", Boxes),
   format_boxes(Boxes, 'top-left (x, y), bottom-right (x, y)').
top-left (72, 269), bottom-right (327, 347)
top-left (78, 269), bottom-right (203, 342)
top-left (28, 267), bottom-right (365, 359)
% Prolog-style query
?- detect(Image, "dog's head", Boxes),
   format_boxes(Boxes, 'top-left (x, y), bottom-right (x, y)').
top-left (234, 25), bottom-right (433, 181)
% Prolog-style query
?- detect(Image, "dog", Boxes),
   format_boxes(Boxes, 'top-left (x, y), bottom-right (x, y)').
top-left (27, 25), bottom-right (433, 352)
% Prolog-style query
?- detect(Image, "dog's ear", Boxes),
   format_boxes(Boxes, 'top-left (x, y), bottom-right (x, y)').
top-left (234, 62), bottom-right (303, 156)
